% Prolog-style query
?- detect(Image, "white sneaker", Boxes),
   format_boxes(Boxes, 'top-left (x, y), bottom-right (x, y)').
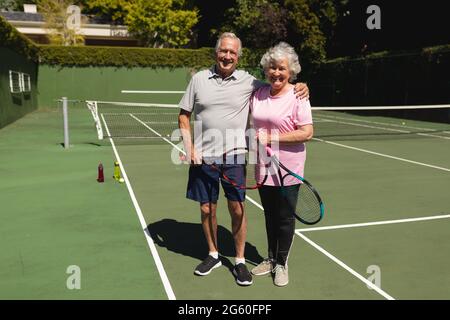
top-left (251, 258), bottom-right (273, 276)
top-left (273, 264), bottom-right (289, 287)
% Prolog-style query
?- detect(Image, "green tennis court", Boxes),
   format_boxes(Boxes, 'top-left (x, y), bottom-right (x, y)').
top-left (1, 97), bottom-right (449, 300)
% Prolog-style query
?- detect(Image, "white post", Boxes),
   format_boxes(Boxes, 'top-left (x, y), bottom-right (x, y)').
top-left (62, 97), bottom-right (69, 149)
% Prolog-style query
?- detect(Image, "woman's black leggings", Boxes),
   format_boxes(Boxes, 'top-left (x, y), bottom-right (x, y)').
top-left (258, 184), bottom-right (299, 266)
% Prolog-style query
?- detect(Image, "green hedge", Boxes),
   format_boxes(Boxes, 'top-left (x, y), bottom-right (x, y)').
top-left (38, 45), bottom-right (265, 69)
top-left (0, 15), bottom-right (38, 62)
top-left (38, 45), bottom-right (213, 68)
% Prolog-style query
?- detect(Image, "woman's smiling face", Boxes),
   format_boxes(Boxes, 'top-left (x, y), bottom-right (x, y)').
top-left (266, 58), bottom-right (291, 93)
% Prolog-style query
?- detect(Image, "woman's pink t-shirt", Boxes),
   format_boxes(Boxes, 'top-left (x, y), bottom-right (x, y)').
top-left (250, 86), bottom-right (313, 186)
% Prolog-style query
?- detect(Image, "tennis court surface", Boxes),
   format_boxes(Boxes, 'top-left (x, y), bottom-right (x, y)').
top-left (1, 99), bottom-right (449, 300)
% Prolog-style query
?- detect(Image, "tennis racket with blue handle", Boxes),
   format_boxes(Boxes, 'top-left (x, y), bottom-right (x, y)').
top-left (266, 146), bottom-right (324, 225)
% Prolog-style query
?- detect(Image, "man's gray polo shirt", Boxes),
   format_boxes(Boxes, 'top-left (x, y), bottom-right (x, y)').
top-left (179, 67), bottom-right (265, 157)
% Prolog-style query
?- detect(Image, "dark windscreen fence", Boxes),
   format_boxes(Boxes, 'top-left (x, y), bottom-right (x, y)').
top-left (305, 46), bottom-right (450, 123)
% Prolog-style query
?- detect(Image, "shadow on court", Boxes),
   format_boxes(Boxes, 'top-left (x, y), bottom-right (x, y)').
top-left (146, 219), bottom-right (264, 271)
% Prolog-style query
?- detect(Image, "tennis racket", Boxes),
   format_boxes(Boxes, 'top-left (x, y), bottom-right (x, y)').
top-left (204, 147), bottom-right (269, 190)
top-left (266, 146), bottom-right (324, 225)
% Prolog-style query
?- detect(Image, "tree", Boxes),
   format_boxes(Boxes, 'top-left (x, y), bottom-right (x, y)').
top-left (81, 0), bottom-right (199, 48)
top-left (123, 0), bottom-right (199, 48)
top-left (37, 0), bottom-right (84, 46)
top-left (284, 0), bottom-right (348, 63)
top-left (80, 0), bottom-right (128, 24)
top-left (283, 0), bottom-right (327, 63)
top-left (220, 0), bottom-right (288, 48)
top-left (218, 0), bottom-right (347, 64)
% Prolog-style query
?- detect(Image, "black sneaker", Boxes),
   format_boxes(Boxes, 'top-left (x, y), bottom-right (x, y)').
top-left (194, 255), bottom-right (222, 276)
top-left (232, 263), bottom-right (253, 286)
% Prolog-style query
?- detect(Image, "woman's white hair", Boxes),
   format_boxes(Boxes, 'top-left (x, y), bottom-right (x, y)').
top-left (260, 42), bottom-right (301, 80)
top-left (215, 32), bottom-right (242, 57)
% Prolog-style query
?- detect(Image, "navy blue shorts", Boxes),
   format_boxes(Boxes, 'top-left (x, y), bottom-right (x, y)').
top-left (186, 163), bottom-right (246, 203)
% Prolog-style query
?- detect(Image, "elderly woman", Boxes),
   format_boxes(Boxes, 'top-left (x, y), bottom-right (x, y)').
top-left (250, 42), bottom-right (314, 286)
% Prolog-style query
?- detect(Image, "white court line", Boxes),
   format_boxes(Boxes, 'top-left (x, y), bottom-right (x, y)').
top-left (297, 214), bottom-right (450, 232)
top-left (296, 231), bottom-right (395, 300)
top-left (129, 113), bottom-right (184, 153)
top-left (314, 115), bottom-right (450, 140)
top-left (246, 196), bottom-right (264, 210)
top-left (100, 114), bottom-right (176, 300)
top-left (412, 132), bottom-right (450, 140)
top-left (315, 117), bottom-right (411, 133)
top-left (313, 138), bottom-right (450, 172)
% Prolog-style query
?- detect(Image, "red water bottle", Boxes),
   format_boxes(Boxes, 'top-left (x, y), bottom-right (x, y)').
top-left (97, 163), bottom-right (104, 182)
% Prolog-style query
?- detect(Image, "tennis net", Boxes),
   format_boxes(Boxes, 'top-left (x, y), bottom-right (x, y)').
top-left (86, 101), bottom-right (450, 142)
top-left (86, 100), bottom-right (182, 140)
top-left (312, 105), bottom-right (450, 141)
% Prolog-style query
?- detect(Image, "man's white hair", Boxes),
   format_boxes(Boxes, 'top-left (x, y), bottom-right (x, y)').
top-left (260, 42), bottom-right (301, 80)
top-left (215, 32), bottom-right (242, 57)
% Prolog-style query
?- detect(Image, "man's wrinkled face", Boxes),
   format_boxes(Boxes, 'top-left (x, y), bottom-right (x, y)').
top-left (215, 38), bottom-right (239, 77)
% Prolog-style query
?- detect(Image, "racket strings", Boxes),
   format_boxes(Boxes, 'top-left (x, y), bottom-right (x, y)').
top-left (244, 160), bottom-right (256, 188)
top-left (244, 152), bottom-right (268, 189)
top-left (295, 183), bottom-right (322, 224)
